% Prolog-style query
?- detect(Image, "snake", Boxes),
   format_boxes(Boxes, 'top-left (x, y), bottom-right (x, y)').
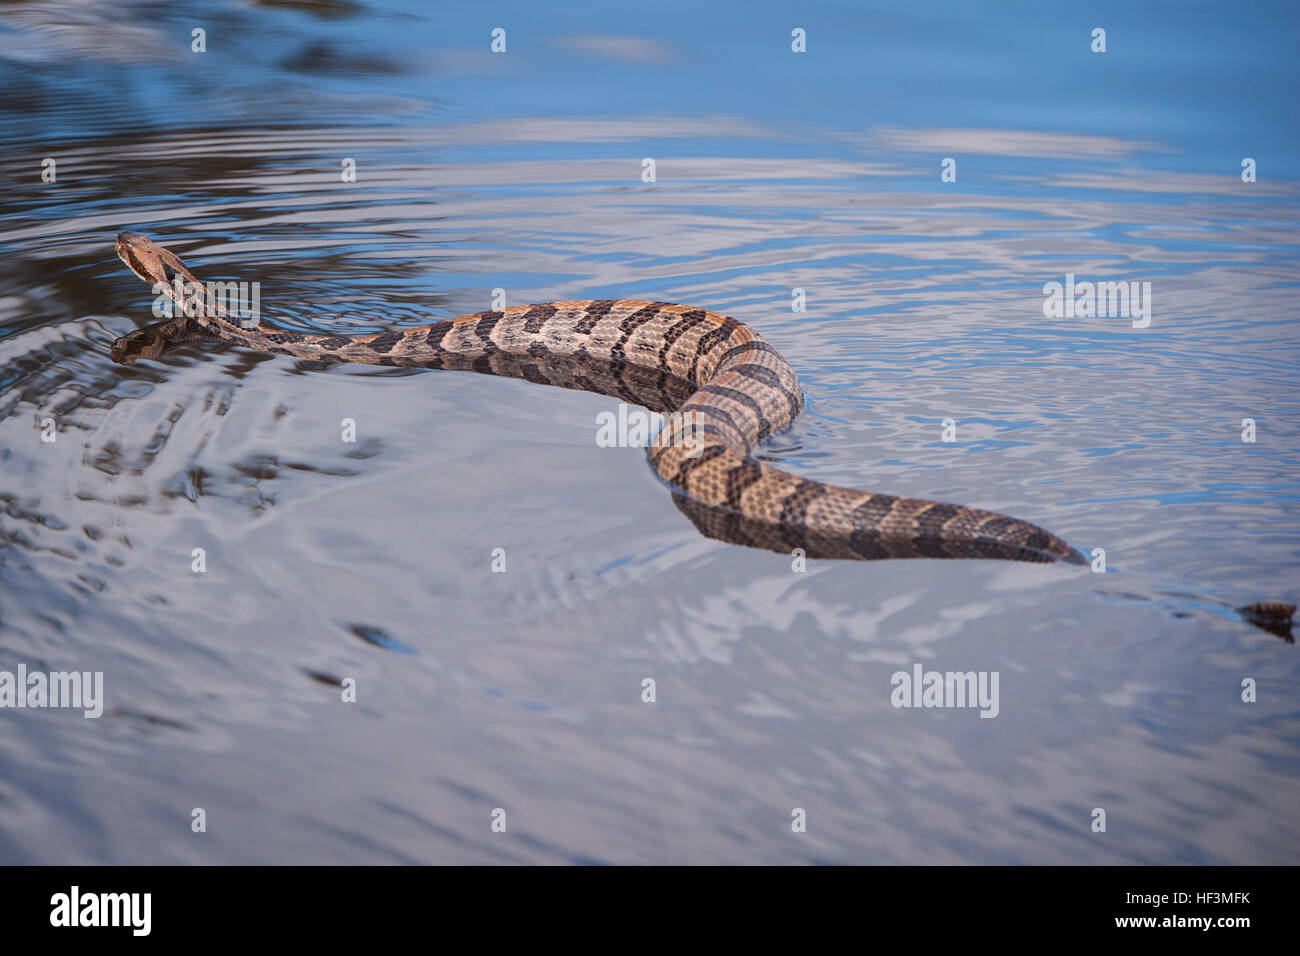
top-left (110, 230), bottom-right (1088, 565)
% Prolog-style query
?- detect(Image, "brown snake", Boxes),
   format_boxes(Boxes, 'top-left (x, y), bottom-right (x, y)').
top-left (112, 231), bottom-right (1088, 564)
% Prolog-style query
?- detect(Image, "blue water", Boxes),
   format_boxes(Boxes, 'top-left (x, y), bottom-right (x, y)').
top-left (0, 0), bottom-right (1297, 864)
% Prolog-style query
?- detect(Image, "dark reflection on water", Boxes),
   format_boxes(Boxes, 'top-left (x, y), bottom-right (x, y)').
top-left (0, 0), bottom-right (1298, 864)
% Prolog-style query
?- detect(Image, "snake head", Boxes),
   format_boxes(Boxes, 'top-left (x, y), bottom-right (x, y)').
top-left (116, 231), bottom-right (200, 289)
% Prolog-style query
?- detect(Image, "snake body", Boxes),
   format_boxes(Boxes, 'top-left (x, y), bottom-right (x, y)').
top-left (114, 232), bottom-right (1082, 564)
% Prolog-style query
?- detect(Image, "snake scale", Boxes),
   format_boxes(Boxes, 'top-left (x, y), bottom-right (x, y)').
top-left (113, 231), bottom-right (1086, 564)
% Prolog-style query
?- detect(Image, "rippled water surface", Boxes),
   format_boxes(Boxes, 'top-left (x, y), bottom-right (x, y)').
top-left (1, 0), bottom-right (1298, 864)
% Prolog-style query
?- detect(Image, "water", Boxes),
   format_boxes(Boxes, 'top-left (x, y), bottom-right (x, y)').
top-left (0, 0), bottom-right (1297, 864)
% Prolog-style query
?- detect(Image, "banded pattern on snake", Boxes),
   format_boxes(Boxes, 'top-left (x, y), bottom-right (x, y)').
top-left (113, 232), bottom-right (1083, 565)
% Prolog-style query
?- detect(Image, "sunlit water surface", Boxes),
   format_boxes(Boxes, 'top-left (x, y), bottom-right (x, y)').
top-left (0, 0), bottom-right (1297, 863)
